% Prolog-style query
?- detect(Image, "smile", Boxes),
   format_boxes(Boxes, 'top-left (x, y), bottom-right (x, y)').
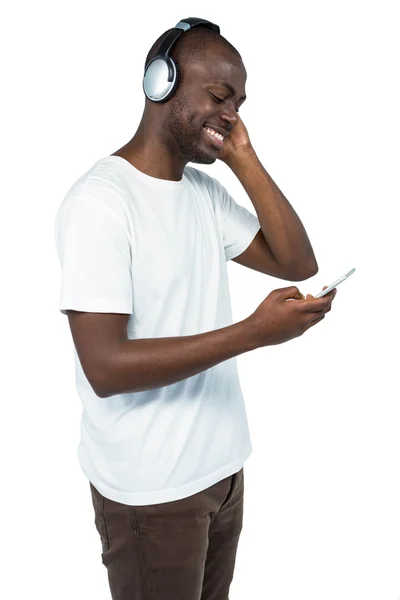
top-left (203, 126), bottom-right (225, 148)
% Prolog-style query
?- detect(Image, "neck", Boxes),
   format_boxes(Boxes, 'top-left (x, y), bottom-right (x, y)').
top-left (112, 115), bottom-right (186, 182)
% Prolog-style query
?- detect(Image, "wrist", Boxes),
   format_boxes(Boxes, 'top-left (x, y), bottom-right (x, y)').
top-left (240, 315), bottom-right (263, 351)
top-left (224, 145), bottom-right (257, 170)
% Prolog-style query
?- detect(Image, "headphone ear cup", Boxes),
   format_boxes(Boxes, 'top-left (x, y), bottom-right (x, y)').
top-left (162, 57), bottom-right (180, 102)
top-left (143, 56), bottom-right (181, 103)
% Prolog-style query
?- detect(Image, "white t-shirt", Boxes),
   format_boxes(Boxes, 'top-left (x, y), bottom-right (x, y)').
top-left (55, 155), bottom-right (261, 506)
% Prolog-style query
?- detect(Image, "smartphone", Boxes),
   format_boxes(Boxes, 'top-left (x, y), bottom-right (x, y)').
top-left (314, 268), bottom-right (356, 298)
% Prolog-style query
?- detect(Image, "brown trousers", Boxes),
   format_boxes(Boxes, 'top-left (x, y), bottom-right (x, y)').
top-left (90, 468), bottom-right (244, 600)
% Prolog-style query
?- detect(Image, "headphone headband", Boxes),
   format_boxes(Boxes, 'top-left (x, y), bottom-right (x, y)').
top-left (143, 17), bottom-right (221, 102)
top-left (151, 18), bottom-right (220, 65)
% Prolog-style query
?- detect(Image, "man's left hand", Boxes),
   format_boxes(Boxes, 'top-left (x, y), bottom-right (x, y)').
top-left (217, 115), bottom-right (253, 164)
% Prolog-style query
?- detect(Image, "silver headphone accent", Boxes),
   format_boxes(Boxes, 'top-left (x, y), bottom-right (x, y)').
top-left (143, 17), bottom-right (220, 103)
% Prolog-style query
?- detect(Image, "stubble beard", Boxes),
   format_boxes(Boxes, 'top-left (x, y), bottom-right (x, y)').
top-left (164, 93), bottom-right (216, 165)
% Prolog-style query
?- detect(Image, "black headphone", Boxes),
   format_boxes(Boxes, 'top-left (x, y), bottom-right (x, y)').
top-left (143, 17), bottom-right (220, 103)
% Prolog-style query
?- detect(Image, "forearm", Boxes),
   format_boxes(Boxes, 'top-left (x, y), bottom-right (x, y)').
top-left (97, 318), bottom-right (259, 397)
top-left (226, 147), bottom-right (318, 273)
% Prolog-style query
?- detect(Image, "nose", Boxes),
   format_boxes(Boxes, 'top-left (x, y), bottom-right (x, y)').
top-left (219, 103), bottom-right (239, 129)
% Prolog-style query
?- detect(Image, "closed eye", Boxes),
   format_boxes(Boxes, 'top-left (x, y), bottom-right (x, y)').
top-left (209, 93), bottom-right (224, 103)
top-left (209, 93), bottom-right (240, 113)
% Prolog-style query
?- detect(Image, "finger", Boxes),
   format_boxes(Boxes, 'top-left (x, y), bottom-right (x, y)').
top-left (286, 291), bottom-right (305, 302)
top-left (302, 286), bottom-right (338, 310)
top-left (298, 297), bottom-right (331, 312)
top-left (304, 314), bottom-right (325, 330)
top-left (280, 286), bottom-right (305, 301)
top-left (323, 286), bottom-right (338, 298)
top-left (324, 288), bottom-right (337, 302)
top-left (306, 285), bottom-right (328, 299)
top-left (305, 285), bottom-right (327, 300)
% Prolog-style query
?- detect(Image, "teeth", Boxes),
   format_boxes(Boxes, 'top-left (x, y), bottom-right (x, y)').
top-left (204, 127), bottom-right (224, 141)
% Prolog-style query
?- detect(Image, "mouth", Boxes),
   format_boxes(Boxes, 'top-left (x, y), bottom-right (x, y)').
top-left (202, 126), bottom-right (225, 149)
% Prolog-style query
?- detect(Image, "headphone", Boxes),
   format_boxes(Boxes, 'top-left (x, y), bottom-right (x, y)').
top-left (143, 17), bottom-right (220, 103)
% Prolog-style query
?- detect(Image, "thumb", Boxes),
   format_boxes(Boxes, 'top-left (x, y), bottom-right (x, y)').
top-left (305, 285), bottom-right (327, 301)
top-left (281, 286), bottom-right (305, 301)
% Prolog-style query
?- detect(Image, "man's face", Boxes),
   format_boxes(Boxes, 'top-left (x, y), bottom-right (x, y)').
top-left (163, 46), bottom-right (247, 165)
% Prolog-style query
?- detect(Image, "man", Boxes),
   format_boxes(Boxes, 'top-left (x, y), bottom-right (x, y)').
top-left (55, 19), bottom-right (336, 600)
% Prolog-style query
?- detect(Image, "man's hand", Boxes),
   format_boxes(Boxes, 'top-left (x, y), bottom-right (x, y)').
top-left (302, 285), bottom-right (337, 301)
top-left (286, 285), bottom-right (336, 301)
top-left (246, 284), bottom-right (337, 348)
top-left (217, 114), bottom-right (253, 164)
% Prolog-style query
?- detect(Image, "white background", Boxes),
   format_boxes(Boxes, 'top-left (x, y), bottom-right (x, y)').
top-left (1, 0), bottom-right (399, 598)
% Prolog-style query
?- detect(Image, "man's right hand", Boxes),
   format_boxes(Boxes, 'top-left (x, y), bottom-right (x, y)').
top-left (247, 285), bottom-right (337, 347)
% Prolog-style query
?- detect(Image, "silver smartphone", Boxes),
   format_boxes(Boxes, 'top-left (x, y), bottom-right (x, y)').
top-left (314, 268), bottom-right (356, 298)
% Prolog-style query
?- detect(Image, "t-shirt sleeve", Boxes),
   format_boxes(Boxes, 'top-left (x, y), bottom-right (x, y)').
top-left (55, 193), bottom-right (133, 315)
top-left (210, 175), bottom-right (261, 261)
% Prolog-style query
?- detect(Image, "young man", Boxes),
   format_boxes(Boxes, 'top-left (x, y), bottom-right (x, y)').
top-left (55, 19), bottom-right (336, 600)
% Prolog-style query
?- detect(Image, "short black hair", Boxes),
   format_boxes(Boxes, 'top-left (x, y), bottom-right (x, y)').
top-left (144, 24), bottom-right (242, 85)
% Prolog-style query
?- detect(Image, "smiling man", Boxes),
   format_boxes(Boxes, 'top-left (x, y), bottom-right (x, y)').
top-left (55, 17), bottom-right (335, 600)
top-left (116, 24), bottom-right (247, 176)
